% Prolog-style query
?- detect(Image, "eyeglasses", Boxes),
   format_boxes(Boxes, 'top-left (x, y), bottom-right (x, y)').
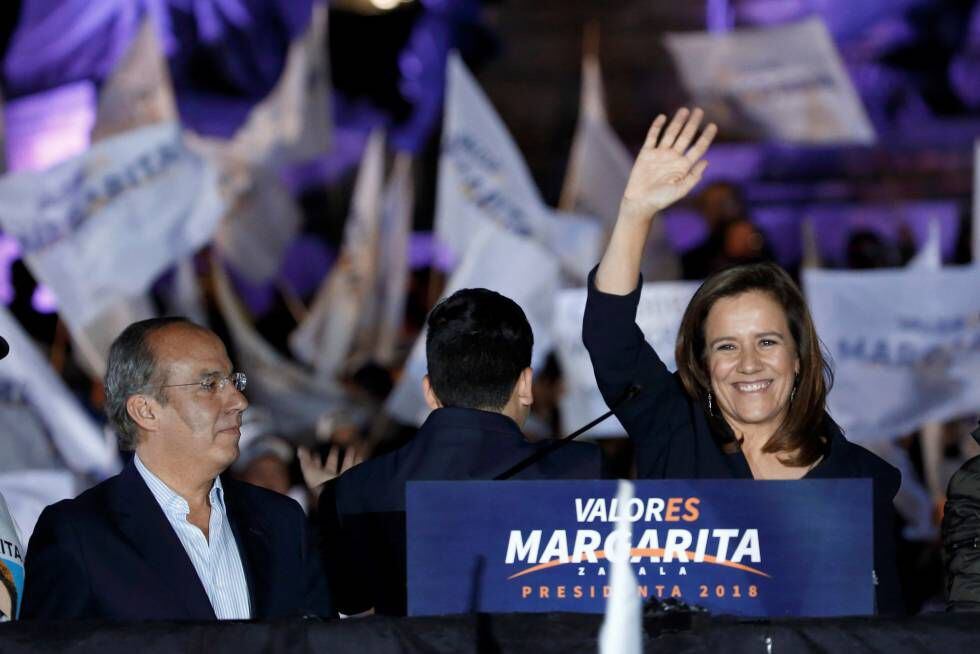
top-left (153, 372), bottom-right (247, 395)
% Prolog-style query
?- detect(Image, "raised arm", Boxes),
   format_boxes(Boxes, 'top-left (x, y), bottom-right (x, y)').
top-left (595, 107), bottom-right (716, 295)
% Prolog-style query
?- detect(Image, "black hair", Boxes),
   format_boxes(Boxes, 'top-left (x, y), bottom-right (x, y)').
top-left (425, 288), bottom-right (533, 411)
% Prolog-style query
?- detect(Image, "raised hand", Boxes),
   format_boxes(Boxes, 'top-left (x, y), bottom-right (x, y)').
top-left (298, 444), bottom-right (365, 500)
top-left (621, 107), bottom-right (717, 220)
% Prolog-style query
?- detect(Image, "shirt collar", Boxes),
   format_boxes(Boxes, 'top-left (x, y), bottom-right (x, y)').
top-left (134, 453), bottom-right (223, 517)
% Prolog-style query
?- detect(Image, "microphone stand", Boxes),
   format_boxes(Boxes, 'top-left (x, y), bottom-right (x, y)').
top-left (494, 385), bottom-right (642, 480)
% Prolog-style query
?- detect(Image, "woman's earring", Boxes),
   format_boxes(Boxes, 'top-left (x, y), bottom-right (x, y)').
top-left (707, 391), bottom-right (714, 416)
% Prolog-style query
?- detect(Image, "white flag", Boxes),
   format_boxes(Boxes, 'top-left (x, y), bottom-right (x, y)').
top-left (972, 140), bottom-right (979, 263)
top-left (165, 256), bottom-right (209, 327)
top-left (211, 258), bottom-right (347, 435)
top-left (214, 163), bottom-right (303, 284)
top-left (554, 281), bottom-right (700, 437)
top-left (289, 130), bottom-right (385, 377)
top-left (907, 216), bottom-right (942, 270)
top-left (598, 479), bottom-right (642, 654)
top-left (437, 53), bottom-right (601, 282)
top-left (559, 49), bottom-right (678, 282)
top-left (71, 295), bottom-right (157, 380)
top-left (0, 306), bottom-right (119, 477)
top-left (665, 18), bottom-right (875, 144)
top-left (0, 122), bottom-right (224, 332)
top-left (90, 17), bottom-right (177, 142)
top-left (805, 266), bottom-right (980, 444)
top-left (222, 1), bottom-right (331, 166)
top-left (386, 222), bottom-right (561, 426)
top-left (374, 153), bottom-right (414, 366)
top-left (0, 489), bottom-right (25, 620)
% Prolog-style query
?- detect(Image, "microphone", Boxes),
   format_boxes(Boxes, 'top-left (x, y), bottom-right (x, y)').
top-left (494, 384), bottom-right (642, 481)
top-left (0, 336), bottom-right (8, 360)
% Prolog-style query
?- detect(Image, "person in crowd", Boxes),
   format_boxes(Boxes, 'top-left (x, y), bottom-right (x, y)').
top-left (20, 317), bottom-right (333, 620)
top-left (583, 107), bottom-right (903, 614)
top-left (680, 180), bottom-right (773, 280)
top-left (942, 448), bottom-right (980, 611)
top-left (317, 288), bottom-right (601, 616)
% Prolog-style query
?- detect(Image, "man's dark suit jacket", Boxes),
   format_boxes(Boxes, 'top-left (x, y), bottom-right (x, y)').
top-left (20, 459), bottom-right (333, 620)
top-left (318, 407), bottom-right (602, 616)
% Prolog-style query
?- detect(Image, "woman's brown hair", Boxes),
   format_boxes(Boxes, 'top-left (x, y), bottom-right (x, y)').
top-left (674, 262), bottom-right (832, 467)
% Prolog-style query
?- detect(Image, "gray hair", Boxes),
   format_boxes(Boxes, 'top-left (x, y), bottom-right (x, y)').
top-left (104, 317), bottom-right (202, 450)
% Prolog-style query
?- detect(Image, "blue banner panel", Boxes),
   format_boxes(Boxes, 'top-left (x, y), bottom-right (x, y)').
top-left (407, 479), bottom-right (873, 618)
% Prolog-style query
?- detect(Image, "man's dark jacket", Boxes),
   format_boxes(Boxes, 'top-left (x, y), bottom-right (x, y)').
top-left (943, 454), bottom-right (980, 611)
top-left (318, 407), bottom-right (602, 616)
top-left (21, 459), bottom-right (333, 620)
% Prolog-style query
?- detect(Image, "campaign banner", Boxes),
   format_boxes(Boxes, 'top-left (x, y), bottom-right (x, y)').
top-left (407, 479), bottom-right (874, 618)
top-left (554, 281), bottom-right (700, 437)
top-left (0, 122), bottom-right (224, 332)
top-left (0, 492), bottom-right (23, 621)
top-left (664, 18), bottom-right (875, 144)
top-left (805, 266), bottom-right (980, 443)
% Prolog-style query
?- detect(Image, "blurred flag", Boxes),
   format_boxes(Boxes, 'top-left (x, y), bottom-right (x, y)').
top-left (0, 122), bottom-right (223, 336)
top-left (559, 32), bottom-right (678, 281)
top-left (165, 256), bottom-right (209, 327)
top-left (665, 18), bottom-right (875, 144)
top-left (61, 16), bottom-right (182, 376)
top-left (212, 258), bottom-right (347, 436)
top-left (973, 140), bottom-right (979, 262)
top-left (290, 130), bottom-right (385, 378)
top-left (219, 1), bottom-right (331, 166)
top-left (805, 266), bottom-right (980, 444)
top-left (386, 223), bottom-right (561, 426)
top-left (374, 153), bottom-right (414, 367)
top-left (0, 305), bottom-right (119, 478)
top-left (438, 52), bottom-right (601, 283)
top-left (71, 294), bottom-right (156, 379)
top-left (90, 17), bottom-right (177, 143)
top-left (907, 216), bottom-right (942, 270)
top-left (214, 164), bottom-right (303, 284)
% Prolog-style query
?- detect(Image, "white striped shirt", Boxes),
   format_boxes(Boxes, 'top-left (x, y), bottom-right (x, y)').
top-left (134, 454), bottom-right (251, 619)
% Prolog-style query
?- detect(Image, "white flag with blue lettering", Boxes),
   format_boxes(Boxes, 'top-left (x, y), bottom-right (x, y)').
top-left (665, 18), bottom-right (875, 144)
top-left (805, 267), bottom-right (980, 443)
top-left (438, 53), bottom-right (601, 283)
top-left (0, 122), bottom-right (224, 332)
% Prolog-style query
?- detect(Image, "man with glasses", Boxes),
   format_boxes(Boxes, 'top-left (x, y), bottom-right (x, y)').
top-left (20, 317), bottom-right (333, 620)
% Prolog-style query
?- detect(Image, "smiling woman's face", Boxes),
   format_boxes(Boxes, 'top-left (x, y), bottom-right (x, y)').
top-left (704, 290), bottom-right (799, 442)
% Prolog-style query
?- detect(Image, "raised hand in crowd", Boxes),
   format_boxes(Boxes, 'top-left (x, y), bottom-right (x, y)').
top-left (298, 445), bottom-right (365, 500)
top-left (597, 107), bottom-right (717, 295)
